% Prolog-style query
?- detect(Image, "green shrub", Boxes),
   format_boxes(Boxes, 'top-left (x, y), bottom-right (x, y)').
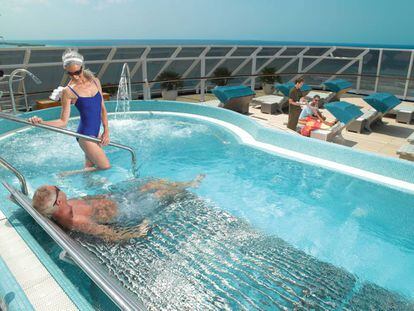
top-left (259, 67), bottom-right (282, 84)
top-left (211, 67), bottom-right (232, 86)
top-left (157, 71), bottom-right (184, 91)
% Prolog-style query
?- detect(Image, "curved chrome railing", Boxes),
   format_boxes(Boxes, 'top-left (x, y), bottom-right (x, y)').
top-left (2, 182), bottom-right (144, 310)
top-left (0, 112), bottom-right (137, 173)
top-left (0, 157), bottom-right (28, 195)
top-left (8, 69), bottom-right (42, 114)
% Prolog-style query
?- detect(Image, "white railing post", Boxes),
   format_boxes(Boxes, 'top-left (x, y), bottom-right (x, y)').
top-left (374, 49), bottom-right (383, 93)
top-left (251, 55), bottom-right (257, 91)
top-left (142, 58), bottom-right (150, 100)
top-left (200, 56), bottom-right (206, 102)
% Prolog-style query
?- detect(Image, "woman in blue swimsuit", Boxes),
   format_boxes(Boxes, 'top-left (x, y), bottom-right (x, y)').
top-left (29, 49), bottom-right (111, 172)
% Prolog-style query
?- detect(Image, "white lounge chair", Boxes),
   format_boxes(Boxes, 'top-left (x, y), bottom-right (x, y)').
top-left (251, 95), bottom-right (288, 114)
top-left (397, 132), bottom-right (414, 161)
top-left (346, 108), bottom-right (382, 133)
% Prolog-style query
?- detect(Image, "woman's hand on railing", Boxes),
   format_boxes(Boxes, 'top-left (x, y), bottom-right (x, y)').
top-left (100, 130), bottom-right (110, 146)
top-left (28, 116), bottom-right (43, 124)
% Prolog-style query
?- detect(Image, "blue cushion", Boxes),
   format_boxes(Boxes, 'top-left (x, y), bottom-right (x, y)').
top-left (363, 93), bottom-right (401, 114)
top-left (322, 79), bottom-right (352, 93)
top-left (212, 85), bottom-right (256, 103)
top-left (325, 101), bottom-right (363, 124)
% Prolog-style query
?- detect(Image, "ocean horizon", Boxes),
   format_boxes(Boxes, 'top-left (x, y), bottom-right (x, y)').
top-left (2, 39), bottom-right (414, 50)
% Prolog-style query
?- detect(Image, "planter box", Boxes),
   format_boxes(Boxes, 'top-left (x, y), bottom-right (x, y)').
top-left (162, 89), bottom-right (178, 101)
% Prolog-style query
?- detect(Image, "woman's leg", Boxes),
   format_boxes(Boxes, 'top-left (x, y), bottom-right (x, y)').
top-left (78, 139), bottom-right (111, 170)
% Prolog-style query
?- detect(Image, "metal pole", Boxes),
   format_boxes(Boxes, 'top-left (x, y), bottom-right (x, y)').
top-left (0, 112), bottom-right (137, 172)
top-left (0, 157), bottom-right (29, 195)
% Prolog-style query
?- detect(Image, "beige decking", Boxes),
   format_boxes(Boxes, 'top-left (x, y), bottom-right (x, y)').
top-left (0, 213), bottom-right (77, 310)
top-left (167, 91), bottom-right (414, 160)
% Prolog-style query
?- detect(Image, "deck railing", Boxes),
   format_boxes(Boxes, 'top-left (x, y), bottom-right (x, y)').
top-left (1, 44), bottom-right (413, 110)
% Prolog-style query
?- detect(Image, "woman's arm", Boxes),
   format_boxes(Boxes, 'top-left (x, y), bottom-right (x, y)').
top-left (28, 88), bottom-right (73, 127)
top-left (95, 78), bottom-right (110, 146)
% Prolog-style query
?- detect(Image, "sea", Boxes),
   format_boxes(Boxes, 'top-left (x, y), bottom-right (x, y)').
top-left (1, 39), bottom-right (414, 49)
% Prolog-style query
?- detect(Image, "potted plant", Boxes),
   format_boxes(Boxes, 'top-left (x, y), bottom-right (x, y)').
top-left (211, 67), bottom-right (232, 87)
top-left (102, 84), bottom-right (118, 99)
top-left (259, 67), bottom-right (281, 95)
top-left (157, 71), bottom-right (183, 100)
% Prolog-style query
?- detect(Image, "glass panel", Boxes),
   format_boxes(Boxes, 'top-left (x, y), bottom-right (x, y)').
top-left (337, 63), bottom-right (359, 87)
top-left (206, 47), bottom-right (232, 57)
top-left (262, 58), bottom-right (295, 83)
top-left (185, 63), bottom-right (200, 79)
top-left (232, 47), bottom-right (257, 57)
top-left (147, 48), bottom-right (177, 59)
top-left (257, 47), bottom-right (281, 56)
top-left (306, 59), bottom-right (353, 87)
top-left (333, 48), bottom-right (364, 58)
top-left (205, 59), bottom-right (221, 75)
top-left (78, 48), bottom-right (110, 61)
top-left (24, 66), bottom-right (64, 93)
top-left (85, 64), bottom-right (103, 76)
top-left (378, 50), bottom-right (410, 95)
top-left (360, 50), bottom-right (379, 91)
top-left (302, 58), bottom-right (317, 69)
top-left (100, 62), bottom-right (136, 85)
top-left (304, 48), bottom-right (329, 56)
top-left (147, 61), bottom-right (166, 80)
top-left (176, 47), bottom-right (205, 58)
top-left (29, 49), bottom-right (65, 63)
top-left (164, 60), bottom-right (195, 76)
top-left (279, 60), bottom-right (298, 83)
top-left (0, 50), bottom-right (26, 65)
top-left (217, 58), bottom-right (245, 73)
top-left (280, 47), bottom-right (304, 56)
top-left (112, 48), bottom-right (145, 59)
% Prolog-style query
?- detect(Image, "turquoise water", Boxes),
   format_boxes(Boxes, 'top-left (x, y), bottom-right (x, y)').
top-left (0, 113), bottom-right (413, 309)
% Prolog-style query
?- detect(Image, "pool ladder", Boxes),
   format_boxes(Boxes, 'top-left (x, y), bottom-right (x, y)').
top-left (0, 112), bottom-right (138, 173)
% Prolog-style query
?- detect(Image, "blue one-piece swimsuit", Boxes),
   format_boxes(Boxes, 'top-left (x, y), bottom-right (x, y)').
top-left (68, 81), bottom-right (102, 139)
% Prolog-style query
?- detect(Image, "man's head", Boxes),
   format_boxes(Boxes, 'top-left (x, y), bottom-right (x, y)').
top-left (295, 77), bottom-right (304, 88)
top-left (32, 185), bottom-right (67, 217)
top-left (311, 95), bottom-right (321, 106)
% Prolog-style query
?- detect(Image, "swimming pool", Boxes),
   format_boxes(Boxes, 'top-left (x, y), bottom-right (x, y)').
top-left (0, 101), bottom-right (413, 309)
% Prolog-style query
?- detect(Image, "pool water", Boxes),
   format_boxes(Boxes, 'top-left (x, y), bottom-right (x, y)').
top-left (0, 113), bottom-right (413, 309)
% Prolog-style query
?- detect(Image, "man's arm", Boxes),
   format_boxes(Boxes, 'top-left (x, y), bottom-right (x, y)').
top-left (74, 219), bottom-right (149, 242)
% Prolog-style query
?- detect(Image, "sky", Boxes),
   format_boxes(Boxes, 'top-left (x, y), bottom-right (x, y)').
top-left (1, 0), bottom-right (413, 46)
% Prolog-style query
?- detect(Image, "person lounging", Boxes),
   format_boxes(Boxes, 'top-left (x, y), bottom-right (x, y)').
top-left (32, 175), bottom-right (205, 242)
top-left (298, 95), bottom-right (338, 137)
top-left (28, 49), bottom-right (111, 173)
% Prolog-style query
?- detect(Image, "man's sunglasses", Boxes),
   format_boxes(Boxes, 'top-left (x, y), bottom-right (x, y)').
top-left (53, 186), bottom-right (61, 206)
top-left (67, 67), bottom-right (83, 76)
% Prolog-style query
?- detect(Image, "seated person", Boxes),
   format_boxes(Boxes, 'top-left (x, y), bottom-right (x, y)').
top-left (298, 95), bottom-right (337, 127)
top-left (32, 175), bottom-right (205, 242)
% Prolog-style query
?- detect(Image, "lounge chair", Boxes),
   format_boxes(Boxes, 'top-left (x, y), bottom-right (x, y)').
top-left (251, 95), bottom-right (288, 114)
top-left (322, 79), bottom-right (352, 101)
top-left (347, 93), bottom-right (401, 133)
top-left (300, 101), bottom-right (363, 142)
top-left (397, 132), bottom-right (414, 161)
top-left (211, 85), bottom-right (256, 114)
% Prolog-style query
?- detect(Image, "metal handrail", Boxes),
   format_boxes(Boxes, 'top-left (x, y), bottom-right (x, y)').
top-left (0, 112), bottom-right (137, 173)
top-left (8, 69), bottom-right (42, 114)
top-left (2, 182), bottom-right (144, 310)
top-left (0, 157), bottom-right (28, 195)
